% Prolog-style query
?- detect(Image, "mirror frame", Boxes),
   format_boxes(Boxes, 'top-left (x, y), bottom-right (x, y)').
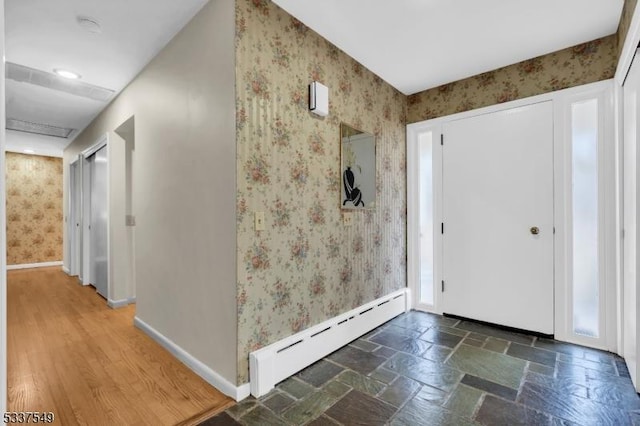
top-left (340, 122), bottom-right (376, 210)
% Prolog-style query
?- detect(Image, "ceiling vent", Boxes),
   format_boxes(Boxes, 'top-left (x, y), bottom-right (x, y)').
top-left (6, 118), bottom-right (75, 139)
top-left (6, 62), bottom-right (115, 102)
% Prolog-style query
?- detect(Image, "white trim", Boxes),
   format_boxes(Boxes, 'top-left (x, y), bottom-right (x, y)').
top-left (250, 289), bottom-right (408, 397)
top-left (0, 0), bottom-right (7, 413)
top-left (107, 297), bottom-right (136, 309)
top-left (81, 137), bottom-right (108, 159)
top-left (616, 5), bottom-right (640, 86)
top-left (7, 261), bottom-right (63, 271)
top-left (133, 316), bottom-right (245, 401)
top-left (407, 80), bottom-right (616, 352)
top-left (62, 266), bottom-right (70, 274)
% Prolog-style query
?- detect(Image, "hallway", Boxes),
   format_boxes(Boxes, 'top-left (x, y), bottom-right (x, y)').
top-left (7, 267), bottom-right (233, 425)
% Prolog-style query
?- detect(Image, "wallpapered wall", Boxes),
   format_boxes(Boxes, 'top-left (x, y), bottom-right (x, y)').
top-left (618, 0), bottom-right (637, 57)
top-left (407, 35), bottom-right (618, 123)
top-left (235, 0), bottom-right (407, 384)
top-left (6, 153), bottom-right (63, 265)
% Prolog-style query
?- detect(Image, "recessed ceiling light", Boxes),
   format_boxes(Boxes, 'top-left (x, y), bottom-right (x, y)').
top-left (53, 69), bottom-right (81, 80)
top-left (77, 16), bottom-right (102, 34)
top-left (23, 149), bottom-right (35, 154)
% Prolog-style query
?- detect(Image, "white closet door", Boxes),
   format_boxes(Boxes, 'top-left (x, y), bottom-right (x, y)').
top-left (90, 145), bottom-right (109, 298)
top-left (623, 49), bottom-right (640, 389)
top-left (442, 102), bottom-right (554, 334)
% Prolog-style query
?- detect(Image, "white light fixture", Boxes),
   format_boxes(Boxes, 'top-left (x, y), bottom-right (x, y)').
top-left (23, 149), bottom-right (35, 154)
top-left (309, 81), bottom-right (329, 117)
top-left (53, 68), bottom-right (81, 80)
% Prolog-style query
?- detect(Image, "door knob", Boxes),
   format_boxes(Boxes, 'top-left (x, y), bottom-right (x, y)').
top-left (530, 226), bottom-right (540, 235)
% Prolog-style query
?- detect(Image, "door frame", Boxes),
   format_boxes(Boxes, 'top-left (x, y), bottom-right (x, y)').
top-left (407, 79), bottom-right (616, 352)
top-left (67, 158), bottom-right (81, 276)
top-left (80, 134), bottom-right (110, 296)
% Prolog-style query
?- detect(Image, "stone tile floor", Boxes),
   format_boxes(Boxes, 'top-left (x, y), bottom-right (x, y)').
top-left (201, 311), bottom-right (640, 425)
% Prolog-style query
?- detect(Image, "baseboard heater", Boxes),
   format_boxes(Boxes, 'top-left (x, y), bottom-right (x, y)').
top-left (249, 288), bottom-right (409, 397)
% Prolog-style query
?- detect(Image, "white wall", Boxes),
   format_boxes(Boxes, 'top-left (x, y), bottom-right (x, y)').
top-left (63, 0), bottom-right (237, 385)
top-left (5, 130), bottom-right (65, 158)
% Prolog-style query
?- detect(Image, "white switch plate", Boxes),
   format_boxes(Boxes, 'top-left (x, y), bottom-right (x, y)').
top-left (343, 213), bottom-right (353, 226)
top-left (255, 211), bottom-right (265, 231)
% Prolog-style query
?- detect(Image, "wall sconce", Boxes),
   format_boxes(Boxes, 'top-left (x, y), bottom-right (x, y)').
top-left (309, 81), bottom-right (329, 117)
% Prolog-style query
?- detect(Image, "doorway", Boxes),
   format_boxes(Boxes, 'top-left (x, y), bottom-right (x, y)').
top-left (441, 102), bottom-right (554, 334)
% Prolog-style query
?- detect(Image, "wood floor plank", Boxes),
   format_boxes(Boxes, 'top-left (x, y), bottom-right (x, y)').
top-left (7, 267), bottom-right (234, 425)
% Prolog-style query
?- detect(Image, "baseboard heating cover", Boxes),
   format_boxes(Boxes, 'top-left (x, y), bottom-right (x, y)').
top-left (249, 288), bottom-right (409, 397)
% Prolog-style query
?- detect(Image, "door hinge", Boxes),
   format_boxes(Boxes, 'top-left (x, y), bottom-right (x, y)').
top-left (441, 223), bottom-right (444, 234)
top-left (441, 280), bottom-right (445, 292)
top-left (441, 134), bottom-right (444, 146)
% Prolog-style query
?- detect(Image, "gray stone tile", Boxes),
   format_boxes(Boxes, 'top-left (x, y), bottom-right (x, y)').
top-left (475, 394), bottom-right (550, 426)
top-left (391, 394), bottom-right (476, 426)
top-left (350, 338), bottom-right (379, 352)
top-left (326, 390), bottom-right (396, 425)
top-left (226, 398), bottom-right (258, 420)
top-left (414, 384), bottom-right (449, 405)
top-left (282, 390), bottom-right (338, 425)
top-left (263, 392), bottom-right (296, 415)
top-left (483, 337), bottom-right (509, 353)
top-left (462, 338), bottom-right (484, 348)
top-left (279, 377), bottom-right (316, 399)
top-left (461, 373), bottom-right (518, 401)
top-left (443, 384), bottom-right (483, 418)
top-left (336, 370), bottom-right (386, 396)
top-left (524, 371), bottom-right (589, 399)
top-left (517, 382), bottom-right (632, 425)
top-left (446, 344), bottom-right (527, 389)
top-left (374, 345), bottom-right (397, 358)
top-left (322, 380), bottom-right (351, 399)
top-left (328, 345), bottom-right (386, 375)
top-left (199, 412), bottom-right (242, 426)
top-left (378, 375), bottom-right (421, 407)
top-left (371, 330), bottom-right (431, 356)
top-left (384, 352), bottom-right (463, 392)
top-left (584, 375), bottom-right (640, 410)
top-left (240, 405), bottom-right (287, 426)
top-left (368, 367), bottom-right (398, 384)
top-left (420, 329), bottom-right (464, 348)
top-left (422, 344), bottom-right (453, 363)
top-left (455, 321), bottom-right (534, 345)
top-left (529, 362), bottom-right (555, 376)
top-left (557, 353), bottom-right (617, 375)
top-left (305, 415), bottom-right (340, 426)
top-left (297, 360), bottom-right (344, 387)
top-left (616, 359), bottom-right (631, 378)
top-left (508, 342), bottom-right (557, 367)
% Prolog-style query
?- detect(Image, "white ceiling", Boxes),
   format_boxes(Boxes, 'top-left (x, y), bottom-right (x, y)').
top-left (272, 0), bottom-right (625, 95)
top-left (5, 0), bottom-right (626, 156)
top-left (5, 0), bottom-right (208, 155)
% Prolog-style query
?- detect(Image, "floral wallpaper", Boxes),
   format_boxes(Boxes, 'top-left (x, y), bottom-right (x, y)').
top-left (235, 0), bottom-right (407, 384)
top-left (5, 153), bottom-right (63, 265)
top-left (618, 0), bottom-right (637, 58)
top-left (407, 35), bottom-right (618, 123)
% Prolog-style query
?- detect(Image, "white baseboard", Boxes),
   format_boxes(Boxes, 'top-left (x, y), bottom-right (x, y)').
top-left (133, 316), bottom-right (246, 401)
top-left (250, 288), bottom-right (410, 397)
top-left (62, 266), bottom-right (70, 274)
top-left (7, 261), bottom-right (63, 271)
top-left (108, 297), bottom-right (136, 309)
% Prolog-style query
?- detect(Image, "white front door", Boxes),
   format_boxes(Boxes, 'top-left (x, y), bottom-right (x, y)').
top-left (623, 50), bottom-right (640, 389)
top-left (442, 101), bottom-right (555, 334)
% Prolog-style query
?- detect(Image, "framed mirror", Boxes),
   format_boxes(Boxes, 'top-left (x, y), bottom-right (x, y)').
top-left (341, 123), bottom-right (376, 210)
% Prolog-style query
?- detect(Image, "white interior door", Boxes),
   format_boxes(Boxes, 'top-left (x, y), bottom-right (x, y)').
top-left (442, 102), bottom-right (555, 334)
top-left (623, 50), bottom-right (640, 389)
top-left (89, 146), bottom-right (109, 298)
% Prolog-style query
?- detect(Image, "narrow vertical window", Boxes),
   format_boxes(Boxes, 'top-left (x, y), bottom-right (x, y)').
top-left (419, 131), bottom-right (434, 305)
top-left (572, 99), bottom-right (599, 338)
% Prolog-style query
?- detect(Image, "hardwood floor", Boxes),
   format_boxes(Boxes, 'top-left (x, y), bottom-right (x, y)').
top-left (7, 267), bottom-right (234, 426)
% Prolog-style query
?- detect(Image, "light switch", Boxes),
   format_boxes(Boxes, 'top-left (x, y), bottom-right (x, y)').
top-left (343, 213), bottom-right (353, 226)
top-left (255, 211), bottom-right (265, 231)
